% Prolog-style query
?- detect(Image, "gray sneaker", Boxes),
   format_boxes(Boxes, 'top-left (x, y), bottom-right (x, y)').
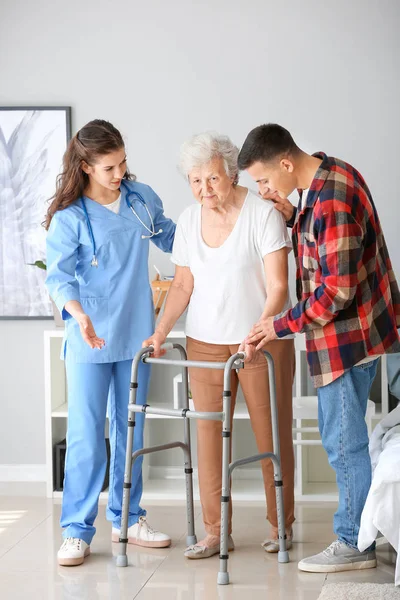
top-left (298, 540), bottom-right (377, 573)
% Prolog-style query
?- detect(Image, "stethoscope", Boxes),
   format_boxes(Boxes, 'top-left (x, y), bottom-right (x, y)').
top-left (80, 180), bottom-right (162, 267)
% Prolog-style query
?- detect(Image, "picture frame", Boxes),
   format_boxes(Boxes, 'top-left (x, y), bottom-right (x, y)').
top-left (0, 106), bottom-right (71, 318)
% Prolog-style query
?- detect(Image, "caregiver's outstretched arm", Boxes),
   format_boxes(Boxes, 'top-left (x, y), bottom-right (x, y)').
top-left (64, 300), bottom-right (105, 349)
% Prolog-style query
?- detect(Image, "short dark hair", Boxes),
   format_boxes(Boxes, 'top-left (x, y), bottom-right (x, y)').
top-left (238, 123), bottom-right (299, 170)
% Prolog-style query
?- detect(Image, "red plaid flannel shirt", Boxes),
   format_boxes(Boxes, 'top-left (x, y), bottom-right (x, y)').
top-left (274, 152), bottom-right (400, 388)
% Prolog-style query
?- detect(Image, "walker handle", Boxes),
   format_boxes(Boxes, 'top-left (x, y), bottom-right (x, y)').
top-left (145, 342), bottom-right (175, 355)
top-left (234, 351), bottom-right (246, 366)
top-left (160, 342), bottom-right (175, 352)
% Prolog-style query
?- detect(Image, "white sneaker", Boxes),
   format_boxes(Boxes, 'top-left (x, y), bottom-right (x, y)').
top-left (112, 516), bottom-right (171, 548)
top-left (58, 538), bottom-right (90, 566)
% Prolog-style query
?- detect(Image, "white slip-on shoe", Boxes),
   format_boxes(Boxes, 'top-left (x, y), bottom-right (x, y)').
top-left (112, 516), bottom-right (171, 548)
top-left (58, 538), bottom-right (90, 567)
top-left (262, 529), bottom-right (293, 554)
top-left (184, 535), bottom-right (235, 559)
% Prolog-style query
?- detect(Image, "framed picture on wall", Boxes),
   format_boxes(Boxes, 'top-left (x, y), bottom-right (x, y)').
top-left (0, 106), bottom-right (71, 318)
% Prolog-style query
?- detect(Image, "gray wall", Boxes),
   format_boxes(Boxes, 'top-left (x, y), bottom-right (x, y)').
top-left (1, 0), bottom-right (399, 470)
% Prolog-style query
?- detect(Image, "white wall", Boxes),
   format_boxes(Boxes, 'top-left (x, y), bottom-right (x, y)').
top-left (0, 321), bottom-right (48, 465)
top-left (1, 0), bottom-right (399, 472)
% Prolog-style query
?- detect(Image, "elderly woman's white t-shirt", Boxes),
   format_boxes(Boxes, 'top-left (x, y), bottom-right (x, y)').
top-left (171, 189), bottom-right (292, 344)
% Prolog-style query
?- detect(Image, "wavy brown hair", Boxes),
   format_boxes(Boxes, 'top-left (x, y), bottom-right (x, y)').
top-left (44, 119), bottom-right (135, 229)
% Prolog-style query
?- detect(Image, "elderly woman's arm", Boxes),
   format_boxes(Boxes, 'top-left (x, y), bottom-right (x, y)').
top-left (261, 247), bottom-right (289, 318)
top-left (242, 247), bottom-right (289, 360)
top-left (142, 266), bottom-right (194, 356)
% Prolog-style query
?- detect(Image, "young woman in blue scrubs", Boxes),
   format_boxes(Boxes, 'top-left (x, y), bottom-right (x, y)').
top-left (45, 120), bottom-right (176, 566)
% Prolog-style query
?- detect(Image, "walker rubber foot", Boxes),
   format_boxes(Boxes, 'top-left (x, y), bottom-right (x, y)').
top-left (278, 551), bottom-right (289, 563)
top-left (217, 572), bottom-right (229, 585)
top-left (186, 535), bottom-right (197, 546)
top-left (116, 554), bottom-right (128, 567)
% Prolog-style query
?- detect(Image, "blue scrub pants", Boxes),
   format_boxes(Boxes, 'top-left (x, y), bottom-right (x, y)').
top-left (61, 354), bottom-right (149, 544)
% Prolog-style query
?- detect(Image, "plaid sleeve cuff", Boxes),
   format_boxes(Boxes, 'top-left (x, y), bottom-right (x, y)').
top-left (273, 310), bottom-right (296, 338)
top-left (286, 206), bottom-right (297, 228)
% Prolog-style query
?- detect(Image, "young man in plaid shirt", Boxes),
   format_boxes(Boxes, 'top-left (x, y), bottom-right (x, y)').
top-left (239, 124), bottom-right (400, 573)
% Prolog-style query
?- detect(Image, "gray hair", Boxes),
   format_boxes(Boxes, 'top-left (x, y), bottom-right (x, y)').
top-left (179, 132), bottom-right (239, 185)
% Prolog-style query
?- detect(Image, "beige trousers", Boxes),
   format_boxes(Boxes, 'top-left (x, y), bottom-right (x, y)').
top-left (187, 337), bottom-right (295, 536)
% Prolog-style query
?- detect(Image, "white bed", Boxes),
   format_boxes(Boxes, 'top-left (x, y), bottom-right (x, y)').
top-left (358, 404), bottom-right (400, 586)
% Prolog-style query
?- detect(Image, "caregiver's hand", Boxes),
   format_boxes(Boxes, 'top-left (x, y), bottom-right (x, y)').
top-left (78, 314), bottom-right (105, 350)
top-left (260, 188), bottom-right (294, 223)
top-left (142, 330), bottom-right (167, 357)
top-left (64, 300), bottom-right (105, 350)
top-left (238, 340), bottom-right (257, 364)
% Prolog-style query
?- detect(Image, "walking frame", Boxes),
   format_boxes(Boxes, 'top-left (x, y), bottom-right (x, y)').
top-left (116, 343), bottom-right (289, 585)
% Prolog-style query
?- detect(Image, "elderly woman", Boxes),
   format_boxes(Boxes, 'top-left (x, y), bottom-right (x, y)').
top-left (143, 132), bottom-right (295, 558)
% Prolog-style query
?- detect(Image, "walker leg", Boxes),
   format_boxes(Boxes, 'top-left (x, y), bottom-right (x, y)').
top-left (217, 572), bottom-right (230, 586)
top-left (264, 351), bottom-right (289, 563)
top-left (181, 364), bottom-right (197, 547)
top-left (184, 415), bottom-right (196, 546)
top-left (116, 554), bottom-right (128, 567)
top-left (275, 477), bottom-right (289, 563)
top-left (218, 389), bottom-right (231, 585)
top-left (117, 375), bottom-right (139, 567)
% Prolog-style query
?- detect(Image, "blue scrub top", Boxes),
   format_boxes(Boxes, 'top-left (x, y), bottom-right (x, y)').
top-left (45, 180), bottom-right (176, 363)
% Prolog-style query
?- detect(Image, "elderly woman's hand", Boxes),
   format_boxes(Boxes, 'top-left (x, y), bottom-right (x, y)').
top-left (246, 316), bottom-right (278, 350)
top-left (238, 340), bottom-right (258, 363)
top-left (142, 330), bottom-right (167, 357)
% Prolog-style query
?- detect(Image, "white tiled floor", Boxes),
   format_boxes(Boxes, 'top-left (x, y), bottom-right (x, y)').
top-left (0, 492), bottom-right (396, 599)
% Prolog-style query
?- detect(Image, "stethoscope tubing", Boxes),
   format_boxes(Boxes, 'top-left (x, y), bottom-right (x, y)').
top-left (80, 180), bottom-right (161, 267)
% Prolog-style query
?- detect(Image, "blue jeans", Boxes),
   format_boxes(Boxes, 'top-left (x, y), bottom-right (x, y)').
top-left (62, 355), bottom-right (150, 544)
top-left (318, 360), bottom-right (378, 549)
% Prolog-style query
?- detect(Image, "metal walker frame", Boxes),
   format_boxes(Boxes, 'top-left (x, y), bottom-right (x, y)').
top-left (116, 343), bottom-right (289, 585)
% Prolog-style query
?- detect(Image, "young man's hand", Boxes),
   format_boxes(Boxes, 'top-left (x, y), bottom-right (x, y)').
top-left (260, 188), bottom-right (295, 223)
top-left (246, 316), bottom-right (278, 350)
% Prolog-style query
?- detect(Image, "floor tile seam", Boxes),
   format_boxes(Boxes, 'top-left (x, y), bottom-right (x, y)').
top-left (0, 513), bottom-right (52, 561)
top-left (132, 549), bottom-right (173, 598)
